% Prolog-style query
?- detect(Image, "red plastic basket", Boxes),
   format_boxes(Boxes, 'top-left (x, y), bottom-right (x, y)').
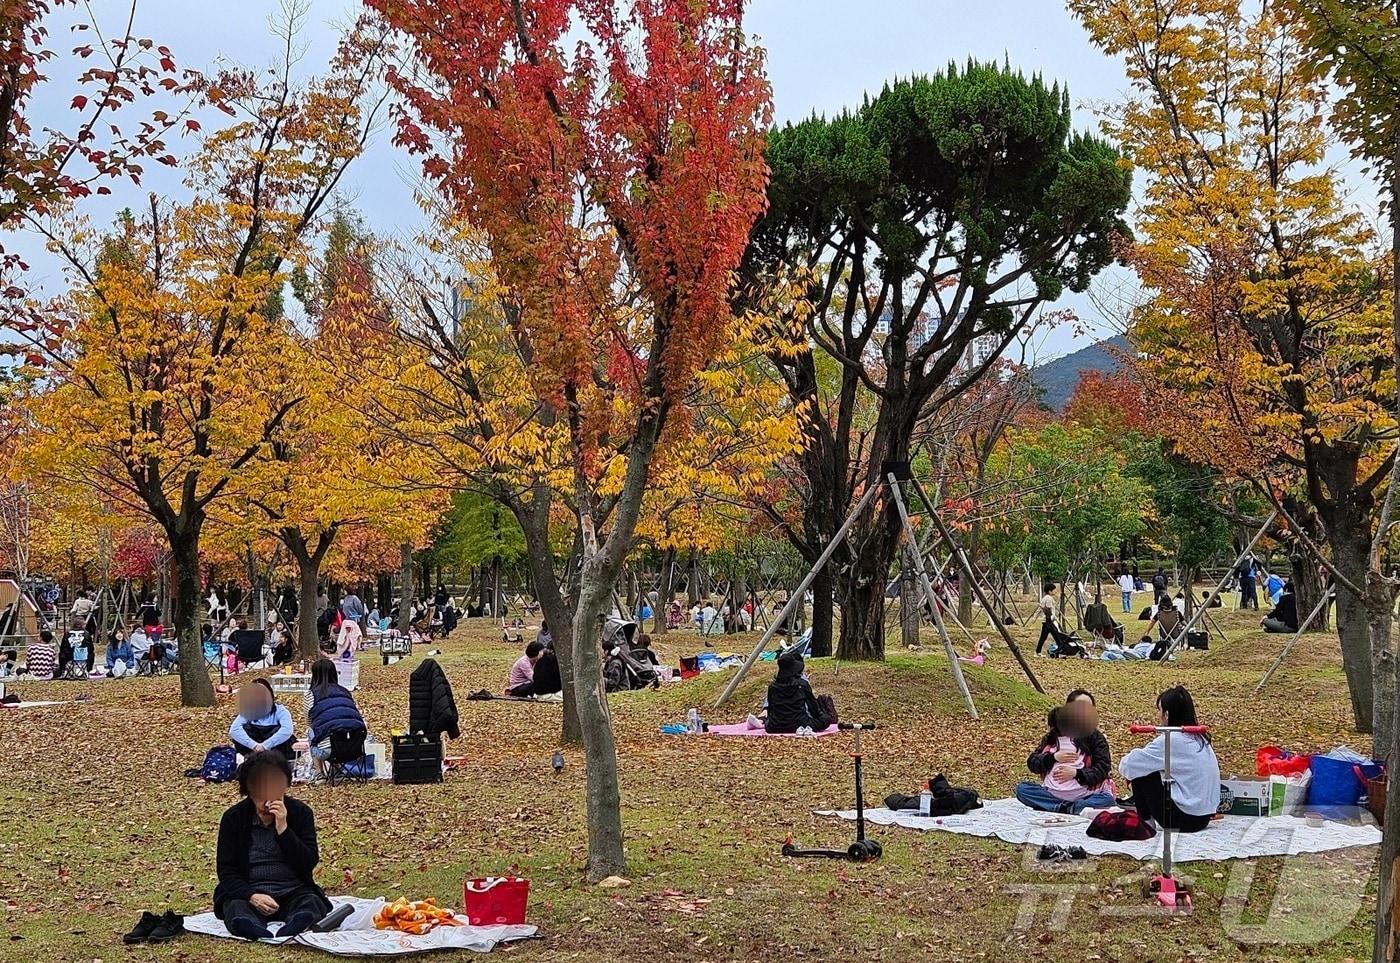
top-left (463, 876), bottom-right (529, 926)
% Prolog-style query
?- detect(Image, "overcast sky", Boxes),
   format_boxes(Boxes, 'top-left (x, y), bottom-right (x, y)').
top-left (18, 0), bottom-right (1154, 360)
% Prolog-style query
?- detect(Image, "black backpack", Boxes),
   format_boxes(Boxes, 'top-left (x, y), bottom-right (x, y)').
top-left (885, 773), bottom-right (982, 816)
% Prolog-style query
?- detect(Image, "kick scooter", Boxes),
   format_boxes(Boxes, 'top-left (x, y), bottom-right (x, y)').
top-left (782, 722), bottom-right (883, 862)
top-left (1129, 723), bottom-right (1210, 912)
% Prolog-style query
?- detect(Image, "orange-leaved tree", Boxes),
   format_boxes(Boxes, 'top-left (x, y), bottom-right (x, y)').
top-left (367, 0), bottom-right (771, 877)
top-left (1070, 0), bottom-right (1394, 738)
top-left (14, 14), bottom-right (391, 706)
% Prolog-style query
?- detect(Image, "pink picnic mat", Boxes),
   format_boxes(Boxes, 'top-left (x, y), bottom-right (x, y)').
top-left (705, 722), bottom-right (840, 738)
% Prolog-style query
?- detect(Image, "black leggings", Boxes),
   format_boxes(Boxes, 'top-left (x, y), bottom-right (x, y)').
top-left (224, 888), bottom-right (329, 932)
top-left (1130, 772), bottom-right (1212, 833)
top-left (1036, 621), bottom-right (1073, 654)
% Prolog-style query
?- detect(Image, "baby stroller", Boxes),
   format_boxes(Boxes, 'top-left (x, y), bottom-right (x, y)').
top-left (601, 617), bottom-right (658, 692)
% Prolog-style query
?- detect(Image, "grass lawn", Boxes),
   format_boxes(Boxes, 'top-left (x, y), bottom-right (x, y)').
top-left (0, 597), bottom-right (1379, 962)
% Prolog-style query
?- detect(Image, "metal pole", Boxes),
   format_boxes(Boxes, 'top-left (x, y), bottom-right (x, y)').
top-left (714, 482), bottom-right (882, 708)
top-left (910, 476), bottom-right (1045, 694)
top-left (1256, 590), bottom-right (1331, 691)
top-left (1160, 511), bottom-right (1279, 662)
top-left (888, 475), bottom-right (979, 720)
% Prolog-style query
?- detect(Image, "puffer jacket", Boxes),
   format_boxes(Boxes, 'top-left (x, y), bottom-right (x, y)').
top-left (765, 648), bottom-right (825, 734)
top-left (307, 683), bottom-right (366, 742)
top-left (408, 658), bottom-right (459, 739)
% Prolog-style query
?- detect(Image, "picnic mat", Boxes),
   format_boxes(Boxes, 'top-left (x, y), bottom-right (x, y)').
top-left (705, 722), bottom-right (840, 738)
top-left (0, 700), bottom-right (75, 709)
top-left (816, 797), bottom-right (1381, 861)
top-left (184, 896), bottom-right (537, 956)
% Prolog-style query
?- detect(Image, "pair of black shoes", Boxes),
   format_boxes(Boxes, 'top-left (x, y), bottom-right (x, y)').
top-left (124, 910), bottom-right (184, 944)
top-left (1037, 844), bottom-right (1088, 863)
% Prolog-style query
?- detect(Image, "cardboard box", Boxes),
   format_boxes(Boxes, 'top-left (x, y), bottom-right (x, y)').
top-left (1222, 777), bottom-right (1273, 816)
top-left (1220, 773), bottom-right (1312, 817)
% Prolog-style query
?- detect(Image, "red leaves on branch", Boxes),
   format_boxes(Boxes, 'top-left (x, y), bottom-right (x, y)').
top-left (367, 0), bottom-right (771, 435)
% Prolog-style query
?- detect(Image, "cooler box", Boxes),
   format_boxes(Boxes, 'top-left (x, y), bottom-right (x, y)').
top-left (335, 658), bottom-right (360, 691)
top-left (392, 734), bottom-right (443, 785)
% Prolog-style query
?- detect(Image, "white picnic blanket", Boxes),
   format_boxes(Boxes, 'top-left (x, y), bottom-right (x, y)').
top-left (185, 896), bottom-right (537, 956)
top-left (816, 797), bottom-right (1381, 862)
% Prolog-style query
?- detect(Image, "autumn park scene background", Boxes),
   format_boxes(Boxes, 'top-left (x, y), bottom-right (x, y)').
top-left (3, 0), bottom-right (1400, 960)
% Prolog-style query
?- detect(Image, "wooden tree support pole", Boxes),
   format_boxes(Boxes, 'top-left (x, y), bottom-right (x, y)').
top-left (1160, 510), bottom-right (1279, 662)
top-left (910, 476), bottom-right (1045, 694)
top-left (1255, 590), bottom-right (1332, 692)
top-left (713, 483), bottom-right (881, 709)
top-left (889, 475), bottom-right (979, 720)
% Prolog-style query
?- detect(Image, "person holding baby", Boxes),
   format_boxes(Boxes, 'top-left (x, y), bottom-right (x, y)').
top-left (1014, 689), bottom-right (1115, 815)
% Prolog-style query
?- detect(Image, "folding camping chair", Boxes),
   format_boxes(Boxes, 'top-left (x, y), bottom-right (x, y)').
top-left (59, 630), bottom-right (90, 680)
top-left (230, 630), bottom-right (268, 671)
top-left (325, 728), bottom-right (370, 785)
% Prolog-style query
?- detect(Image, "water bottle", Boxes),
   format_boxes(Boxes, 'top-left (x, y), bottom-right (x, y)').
top-left (920, 787), bottom-right (933, 816)
top-left (687, 708), bottom-right (700, 733)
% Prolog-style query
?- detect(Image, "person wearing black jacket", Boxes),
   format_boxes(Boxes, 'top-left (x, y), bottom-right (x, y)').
top-left (1014, 690), bottom-right (1114, 814)
top-left (408, 657), bottom-right (460, 740)
top-left (214, 752), bottom-right (330, 940)
top-left (1262, 584), bottom-right (1298, 633)
top-left (764, 647), bottom-right (835, 734)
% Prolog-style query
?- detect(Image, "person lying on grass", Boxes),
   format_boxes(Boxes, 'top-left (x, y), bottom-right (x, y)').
top-left (229, 678), bottom-right (295, 760)
top-left (764, 647), bottom-right (835, 734)
top-left (214, 751), bottom-right (331, 940)
top-left (1015, 690), bottom-right (1114, 815)
top-left (1119, 685), bottom-right (1220, 833)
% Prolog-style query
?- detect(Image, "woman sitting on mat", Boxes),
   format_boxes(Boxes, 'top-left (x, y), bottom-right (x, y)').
top-left (1015, 690), bottom-right (1114, 814)
top-left (764, 647), bottom-right (835, 734)
top-left (1118, 685), bottom-right (1220, 833)
top-left (229, 678), bottom-right (296, 760)
top-left (214, 751), bottom-right (331, 940)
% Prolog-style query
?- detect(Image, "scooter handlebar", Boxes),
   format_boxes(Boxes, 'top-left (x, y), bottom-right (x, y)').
top-left (838, 722), bottom-right (877, 731)
top-left (1130, 724), bottom-right (1209, 734)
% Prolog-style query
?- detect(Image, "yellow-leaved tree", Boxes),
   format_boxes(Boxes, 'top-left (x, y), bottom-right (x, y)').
top-left (14, 12), bottom-right (390, 706)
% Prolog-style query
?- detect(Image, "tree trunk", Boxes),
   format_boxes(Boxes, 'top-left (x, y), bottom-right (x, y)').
top-left (1332, 525), bottom-right (1376, 734)
top-left (900, 552), bottom-right (920, 648)
top-left (398, 543), bottom-right (414, 633)
top-left (1291, 552), bottom-right (1325, 633)
top-left (510, 489), bottom-right (580, 744)
top-left (296, 554), bottom-right (321, 660)
top-left (377, 573), bottom-right (391, 615)
top-left (171, 530), bottom-right (214, 707)
top-left (732, 574), bottom-right (747, 632)
top-left (837, 556), bottom-right (888, 661)
top-left (686, 551), bottom-right (700, 608)
top-left (809, 568), bottom-right (835, 657)
top-left (655, 547), bottom-right (676, 636)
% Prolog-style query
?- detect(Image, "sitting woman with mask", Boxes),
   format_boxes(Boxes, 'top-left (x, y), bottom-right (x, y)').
top-left (229, 678), bottom-right (296, 760)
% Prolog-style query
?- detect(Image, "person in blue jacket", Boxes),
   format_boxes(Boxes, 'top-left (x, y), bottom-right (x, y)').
top-left (230, 678), bottom-right (296, 760)
top-left (305, 658), bottom-right (367, 774)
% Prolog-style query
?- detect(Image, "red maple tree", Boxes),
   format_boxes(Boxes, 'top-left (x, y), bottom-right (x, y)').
top-left (367, 0), bottom-right (771, 878)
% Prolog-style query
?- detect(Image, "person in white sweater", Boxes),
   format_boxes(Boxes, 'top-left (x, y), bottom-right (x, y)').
top-left (1118, 685), bottom-right (1220, 833)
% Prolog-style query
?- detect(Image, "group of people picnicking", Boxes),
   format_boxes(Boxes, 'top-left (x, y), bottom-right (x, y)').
top-left (1016, 685), bottom-right (1222, 833)
top-left (1036, 563), bottom-right (1306, 662)
top-left (228, 659), bottom-right (368, 776)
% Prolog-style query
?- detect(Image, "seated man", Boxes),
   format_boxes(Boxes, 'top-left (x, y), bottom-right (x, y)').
top-left (1262, 583), bottom-right (1298, 634)
top-left (507, 641), bottom-right (545, 696)
top-left (229, 678), bottom-right (296, 760)
top-left (764, 647), bottom-right (834, 734)
top-left (214, 752), bottom-right (331, 940)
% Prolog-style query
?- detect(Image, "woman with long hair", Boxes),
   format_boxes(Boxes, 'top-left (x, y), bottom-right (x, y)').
top-left (1118, 685), bottom-right (1220, 833)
